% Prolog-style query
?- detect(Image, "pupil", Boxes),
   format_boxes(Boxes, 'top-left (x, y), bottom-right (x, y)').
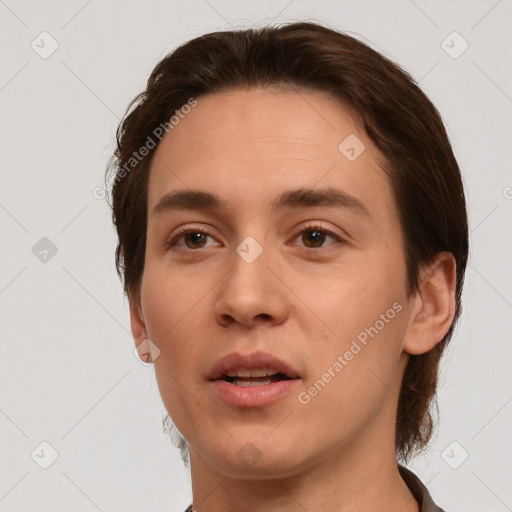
top-left (305, 229), bottom-right (324, 247)
top-left (187, 232), bottom-right (205, 247)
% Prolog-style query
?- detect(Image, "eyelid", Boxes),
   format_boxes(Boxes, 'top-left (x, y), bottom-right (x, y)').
top-left (166, 224), bottom-right (218, 250)
top-left (166, 221), bottom-right (347, 250)
top-left (289, 221), bottom-right (345, 246)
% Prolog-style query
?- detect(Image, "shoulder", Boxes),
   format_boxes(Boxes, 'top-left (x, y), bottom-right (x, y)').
top-left (398, 464), bottom-right (447, 512)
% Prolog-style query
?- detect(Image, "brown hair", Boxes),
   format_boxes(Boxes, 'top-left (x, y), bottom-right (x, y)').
top-left (107, 21), bottom-right (468, 463)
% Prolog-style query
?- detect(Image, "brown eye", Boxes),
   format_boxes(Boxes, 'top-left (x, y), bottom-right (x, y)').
top-left (183, 232), bottom-right (208, 249)
top-left (301, 228), bottom-right (328, 248)
top-left (167, 228), bottom-right (219, 251)
top-left (292, 222), bottom-right (343, 249)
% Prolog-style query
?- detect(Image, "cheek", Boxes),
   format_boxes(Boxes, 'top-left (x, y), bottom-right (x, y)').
top-left (299, 302), bottom-right (409, 441)
top-left (141, 268), bottom-right (211, 434)
top-left (140, 265), bottom-right (202, 379)
top-left (299, 249), bottom-right (409, 401)
top-left (141, 259), bottom-right (204, 339)
top-left (305, 249), bottom-right (407, 341)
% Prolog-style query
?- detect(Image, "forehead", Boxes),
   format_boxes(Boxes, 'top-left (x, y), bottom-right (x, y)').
top-left (147, 87), bottom-right (395, 222)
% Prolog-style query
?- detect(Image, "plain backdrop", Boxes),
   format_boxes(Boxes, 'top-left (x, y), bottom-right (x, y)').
top-left (0, 1), bottom-right (511, 511)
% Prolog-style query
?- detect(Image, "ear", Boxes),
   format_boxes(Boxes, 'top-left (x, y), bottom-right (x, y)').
top-left (129, 295), bottom-right (150, 359)
top-left (403, 252), bottom-right (457, 355)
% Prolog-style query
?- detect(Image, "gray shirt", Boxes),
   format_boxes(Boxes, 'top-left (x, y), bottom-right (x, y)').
top-left (183, 465), bottom-right (446, 512)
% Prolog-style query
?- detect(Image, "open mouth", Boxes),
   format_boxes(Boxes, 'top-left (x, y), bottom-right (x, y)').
top-left (207, 352), bottom-right (301, 406)
top-left (222, 372), bottom-right (293, 387)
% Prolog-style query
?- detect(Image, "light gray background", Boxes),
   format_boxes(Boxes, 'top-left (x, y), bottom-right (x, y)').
top-left (1, 0), bottom-right (511, 511)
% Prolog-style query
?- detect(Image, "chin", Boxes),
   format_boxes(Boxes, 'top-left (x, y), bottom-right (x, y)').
top-left (193, 433), bottom-right (306, 479)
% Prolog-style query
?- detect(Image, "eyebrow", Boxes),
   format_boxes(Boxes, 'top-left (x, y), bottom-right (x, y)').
top-left (151, 187), bottom-right (370, 218)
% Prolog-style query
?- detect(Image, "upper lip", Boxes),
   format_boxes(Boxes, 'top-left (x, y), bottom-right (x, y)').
top-left (207, 351), bottom-right (301, 381)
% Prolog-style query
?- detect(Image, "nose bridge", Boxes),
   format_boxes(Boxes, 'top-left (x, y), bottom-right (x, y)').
top-left (229, 233), bottom-right (273, 300)
top-left (214, 231), bottom-right (288, 327)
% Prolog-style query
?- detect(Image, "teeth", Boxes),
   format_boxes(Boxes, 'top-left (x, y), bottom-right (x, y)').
top-left (248, 368), bottom-right (268, 378)
top-left (232, 378), bottom-right (272, 386)
top-left (225, 367), bottom-right (274, 378)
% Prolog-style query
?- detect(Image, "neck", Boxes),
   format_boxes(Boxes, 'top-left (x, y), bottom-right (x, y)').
top-left (188, 427), bottom-right (418, 512)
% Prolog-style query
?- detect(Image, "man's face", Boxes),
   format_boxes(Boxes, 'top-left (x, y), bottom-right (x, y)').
top-left (137, 87), bottom-right (415, 476)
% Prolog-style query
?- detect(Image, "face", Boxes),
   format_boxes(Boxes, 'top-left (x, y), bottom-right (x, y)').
top-left (134, 87), bottom-right (416, 478)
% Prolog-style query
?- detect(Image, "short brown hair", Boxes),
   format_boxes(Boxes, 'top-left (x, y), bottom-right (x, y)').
top-left (107, 21), bottom-right (469, 462)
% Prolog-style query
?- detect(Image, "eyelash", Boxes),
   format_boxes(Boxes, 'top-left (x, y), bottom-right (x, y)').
top-left (165, 221), bottom-right (344, 251)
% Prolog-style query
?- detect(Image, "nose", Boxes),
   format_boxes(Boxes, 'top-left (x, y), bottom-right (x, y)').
top-left (213, 243), bottom-right (290, 329)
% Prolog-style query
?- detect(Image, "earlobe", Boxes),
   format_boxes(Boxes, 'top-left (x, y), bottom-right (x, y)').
top-left (403, 252), bottom-right (457, 356)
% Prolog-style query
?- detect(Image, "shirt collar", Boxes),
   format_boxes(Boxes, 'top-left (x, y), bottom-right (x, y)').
top-left (184, 465), bottom-right (447, 512)
top-left (398, 464), bottom-right (446, 512)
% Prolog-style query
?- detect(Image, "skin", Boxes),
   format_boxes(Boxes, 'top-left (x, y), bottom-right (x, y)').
top-left (129, 87), bottom-right (456, 511)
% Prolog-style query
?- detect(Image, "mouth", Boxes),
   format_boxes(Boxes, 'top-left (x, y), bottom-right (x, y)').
top-left (207, 352), bottom-right (301, 407)
top-left (222, 370), bottom-right (293, 387)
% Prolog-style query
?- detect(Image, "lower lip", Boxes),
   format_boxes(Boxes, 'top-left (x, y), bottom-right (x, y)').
top-left (210, 379), bottom-right (301, 407)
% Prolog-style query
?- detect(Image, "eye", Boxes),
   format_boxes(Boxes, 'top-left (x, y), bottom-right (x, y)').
top-left (166, 222), bottom-right (344, 252)
top-left (166, 226), bottom-right (220, 251)
top-left (290, 222), bottom-right (344, 249)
